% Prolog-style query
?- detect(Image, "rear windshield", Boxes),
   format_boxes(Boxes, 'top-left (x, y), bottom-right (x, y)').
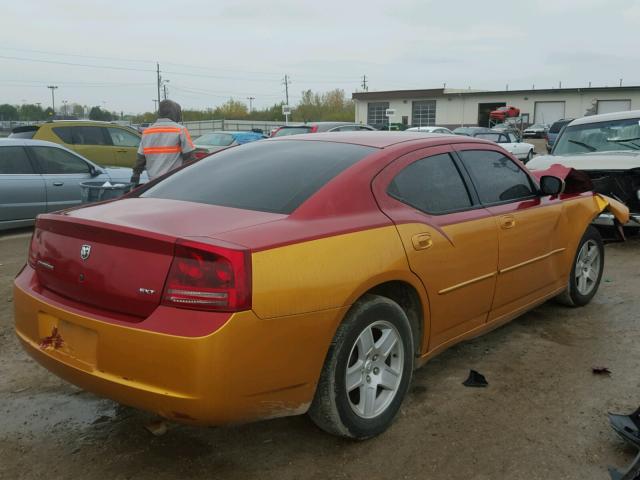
top-left (141, 140), bottom-right (376, 214)
top-left (272, 127), bottom-right (312, 137)
top-left (549, 120), bottom-right (570, 133)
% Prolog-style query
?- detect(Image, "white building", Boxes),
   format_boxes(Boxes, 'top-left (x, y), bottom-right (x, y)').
top-left (352, 86), bottom-right (640, 129)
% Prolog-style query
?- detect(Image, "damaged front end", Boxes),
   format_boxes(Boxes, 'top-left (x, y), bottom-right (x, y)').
top-left (531, 164), bottom-right (632, 232)
top-left (586, 169), bottom-right (640, 228)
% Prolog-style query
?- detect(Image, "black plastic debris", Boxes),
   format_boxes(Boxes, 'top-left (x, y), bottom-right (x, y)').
top-left (593, 366), bottom-right (612, 375)
top-left (609, 452), bottom-right (640, 480)
top-left (609, 408), bottom-right (640, 449)
top-left (463, 370), bottom-right (488, 388)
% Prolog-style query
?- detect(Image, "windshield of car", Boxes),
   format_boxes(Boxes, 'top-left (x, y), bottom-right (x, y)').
top-left (272, 126), bottom-right (312, 137)
top-left (553, 117), bottom-right (640, 155)
top-left (549, 120), bottom-right (571, 133)
top-left (141, 140), bottom-right (376, 214)
top-left (195, 133), bottom-right (235, 146)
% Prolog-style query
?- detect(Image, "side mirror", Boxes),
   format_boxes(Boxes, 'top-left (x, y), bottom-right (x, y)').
top-left (89, 165), bottom-right (102, 177)
top-left (539, 175), bottom-right (565, 196)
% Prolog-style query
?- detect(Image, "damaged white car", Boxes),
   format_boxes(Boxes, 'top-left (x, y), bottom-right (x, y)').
top-left (527, 110), bottom-right (640, 229)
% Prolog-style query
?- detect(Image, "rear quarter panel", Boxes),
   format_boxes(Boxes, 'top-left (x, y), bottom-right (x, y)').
top-left (250, 226), bottom-right (423, 319)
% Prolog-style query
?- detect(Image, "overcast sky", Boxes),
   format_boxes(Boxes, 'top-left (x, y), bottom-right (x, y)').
top-left (2, 0), bottom-right (640, 114)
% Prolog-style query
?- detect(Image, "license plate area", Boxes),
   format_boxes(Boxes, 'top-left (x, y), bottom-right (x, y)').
top-left (38, 313), bottom-right (98, 371)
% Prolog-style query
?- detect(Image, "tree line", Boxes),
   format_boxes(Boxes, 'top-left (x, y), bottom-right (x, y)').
top-left (1, 88), bottom-right (356, 124)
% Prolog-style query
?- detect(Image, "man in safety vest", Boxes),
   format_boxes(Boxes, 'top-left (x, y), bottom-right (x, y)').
top-left (130, 100), bottom-right (195, 185)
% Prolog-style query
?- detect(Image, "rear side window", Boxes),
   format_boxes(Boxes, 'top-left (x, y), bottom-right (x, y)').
top-left (458, 150), bottom-right (535, 204)
top-left (142, 141), bottom-right (376, 214)
top-left (29, 146), bottom-right (90, 174)
top-left (0, 146), bottom-right (35, 174)
top-left (72, 126), bottom-right (110, 145)
top-left (107, 127), bottom-right (140, 147)
top-left (52, 127), bottom-right (74, 144)
top-left (388, 153), bottom-right (472, 214)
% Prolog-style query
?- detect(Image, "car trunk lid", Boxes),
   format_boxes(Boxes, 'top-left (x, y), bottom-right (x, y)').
top-left (30, 198), bottom-right (285, 318)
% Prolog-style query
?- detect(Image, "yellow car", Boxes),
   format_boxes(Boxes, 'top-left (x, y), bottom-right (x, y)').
top-left (10, 120), bottom-right (140, 167)
top-left (14, 132), bottom-right (629, 439)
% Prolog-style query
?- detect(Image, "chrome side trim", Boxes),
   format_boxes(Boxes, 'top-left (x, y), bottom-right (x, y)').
top-left (438, 271), bottom-right (497, 295)
top-left (499, 248), bottom-right (566, 274)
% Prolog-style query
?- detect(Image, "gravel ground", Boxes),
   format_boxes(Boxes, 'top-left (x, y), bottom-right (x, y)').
top-left (1, 229), bottom-right (639, 479)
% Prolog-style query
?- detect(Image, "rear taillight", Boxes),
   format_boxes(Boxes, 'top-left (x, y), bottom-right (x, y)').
top-left (162, 240), bottom-right (251, 312)
top-left (309, 125), bottom-right (319, 133)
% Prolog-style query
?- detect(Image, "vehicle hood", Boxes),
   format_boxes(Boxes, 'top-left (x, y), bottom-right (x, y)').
top-left (527, 151), bottom-right (640, 171)
top-left (195, 144), bottom-right (228, 153)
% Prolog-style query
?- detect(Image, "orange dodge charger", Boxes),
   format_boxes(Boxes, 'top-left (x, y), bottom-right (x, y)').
top-left (14, 132), bottom-right (628, 439)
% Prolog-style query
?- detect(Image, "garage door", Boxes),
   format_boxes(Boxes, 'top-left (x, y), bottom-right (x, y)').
top-left (534, 101), bottom-right (566, 125)
top-left (597, 99), bottom-right (631, 114)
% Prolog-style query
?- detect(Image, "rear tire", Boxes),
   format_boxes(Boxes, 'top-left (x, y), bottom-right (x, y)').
top-left (308, 294), bottom-right (414, 439)
top-left (556, 226), bottom-right (604, 307)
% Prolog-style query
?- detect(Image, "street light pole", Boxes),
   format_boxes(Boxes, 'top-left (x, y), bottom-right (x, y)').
top-left (47, 85), bottom-right (58, 114)
top-left (246, 96), bottom-right (255, 113)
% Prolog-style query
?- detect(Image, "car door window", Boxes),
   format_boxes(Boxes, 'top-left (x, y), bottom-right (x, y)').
top-left (72, 126), bottom-right (111, 145)
top-left (388, 153), bottom-right (473, 214)
top-left (29, 146), bottom-right (90, 174)
top-left (0, 146), bottom-right (35, 174)
top-left (458, 150), bottom-right (535, 204)
top-left (507, 133), bottom-right (518, 143)
top-left (52, 127), bottom-right (74, 144)
top-left (107, 127), bottom-right (140, 147)
top-left (334, 125), bottom-right (357, 132)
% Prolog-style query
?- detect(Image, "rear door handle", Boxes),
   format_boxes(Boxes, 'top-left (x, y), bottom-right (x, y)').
top-left (412, 233), bottom-right (433, 250)
top-left (500, 214), bottom-right (516, 229)
top-left (52, 181), bottom-right (64, 186)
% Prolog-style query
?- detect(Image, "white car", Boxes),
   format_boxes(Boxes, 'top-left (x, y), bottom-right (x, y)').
top-left (406, 126), bottom-right (454, 134)
top-left (527, 110), bottom-right (640, 228)
top-left (473, 131), bottom-right (536, 162)
top-left (523, 124), bottom-right (549, 138)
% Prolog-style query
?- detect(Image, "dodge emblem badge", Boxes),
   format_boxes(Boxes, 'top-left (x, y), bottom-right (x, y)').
top-left (80, 244), bottom-right (91, 261)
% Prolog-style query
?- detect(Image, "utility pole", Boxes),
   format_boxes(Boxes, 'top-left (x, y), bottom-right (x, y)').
top-left (163, 84), bottom-right (168, 100)
top-left (361, 75), bottom-right (368, 92)
top-left (620, 78), bottom-right (623, 87)
top-left (156, 63), bottom-right (161, 111)
top-left (47, 85), bottom-right (58, 114)
top-left (246, 96), bottom-right (255, 113)
top-left (283, 74), bottom-right (291, 106)
top-left (152, 99), bottom-right (158, 112)
top-left (62, 100), bottom-right (68, 117)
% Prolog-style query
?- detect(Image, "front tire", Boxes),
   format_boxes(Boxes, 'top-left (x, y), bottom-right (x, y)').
top-left (556, 226), bottom-right (604, 307)
top-left (525, 149), bottom-right (533, 163)
top-left (309, 294), bottom-right (414, 439)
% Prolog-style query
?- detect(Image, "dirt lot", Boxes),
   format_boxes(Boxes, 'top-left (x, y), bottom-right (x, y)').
top-left (1, 230), bottom-right (639, 479)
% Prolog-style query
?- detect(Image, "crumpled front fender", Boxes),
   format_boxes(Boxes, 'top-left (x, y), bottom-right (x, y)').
top-left (595, 194), bottom-right (630, 225)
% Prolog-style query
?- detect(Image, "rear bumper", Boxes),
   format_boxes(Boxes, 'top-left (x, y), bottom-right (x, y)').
top-left (14, 266), bottom-right (344, 425)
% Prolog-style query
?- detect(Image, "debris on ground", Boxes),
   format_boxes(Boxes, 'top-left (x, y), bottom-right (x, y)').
top-left (463, 370), bottom-right (488, 388)
top-left (593, 366), bottom-right (612, 375)
top-left (144, 419), bottom-right (167, 436)
top-left (609, 407), bottom-right (640, 449)
top-left (609, 407), bottom-right (640, 479)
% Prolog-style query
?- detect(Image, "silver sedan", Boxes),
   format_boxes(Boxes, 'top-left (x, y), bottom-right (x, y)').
top-left (0, 139), bottom-right (147, 231)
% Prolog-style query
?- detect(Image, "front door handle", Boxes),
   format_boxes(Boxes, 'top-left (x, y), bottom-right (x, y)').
top-left (412, 233), bottom-right (433, 250)
top-left (52, 181), bottom-right (64, 186)
top-left (500, 214), bottom-right (516, 229)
